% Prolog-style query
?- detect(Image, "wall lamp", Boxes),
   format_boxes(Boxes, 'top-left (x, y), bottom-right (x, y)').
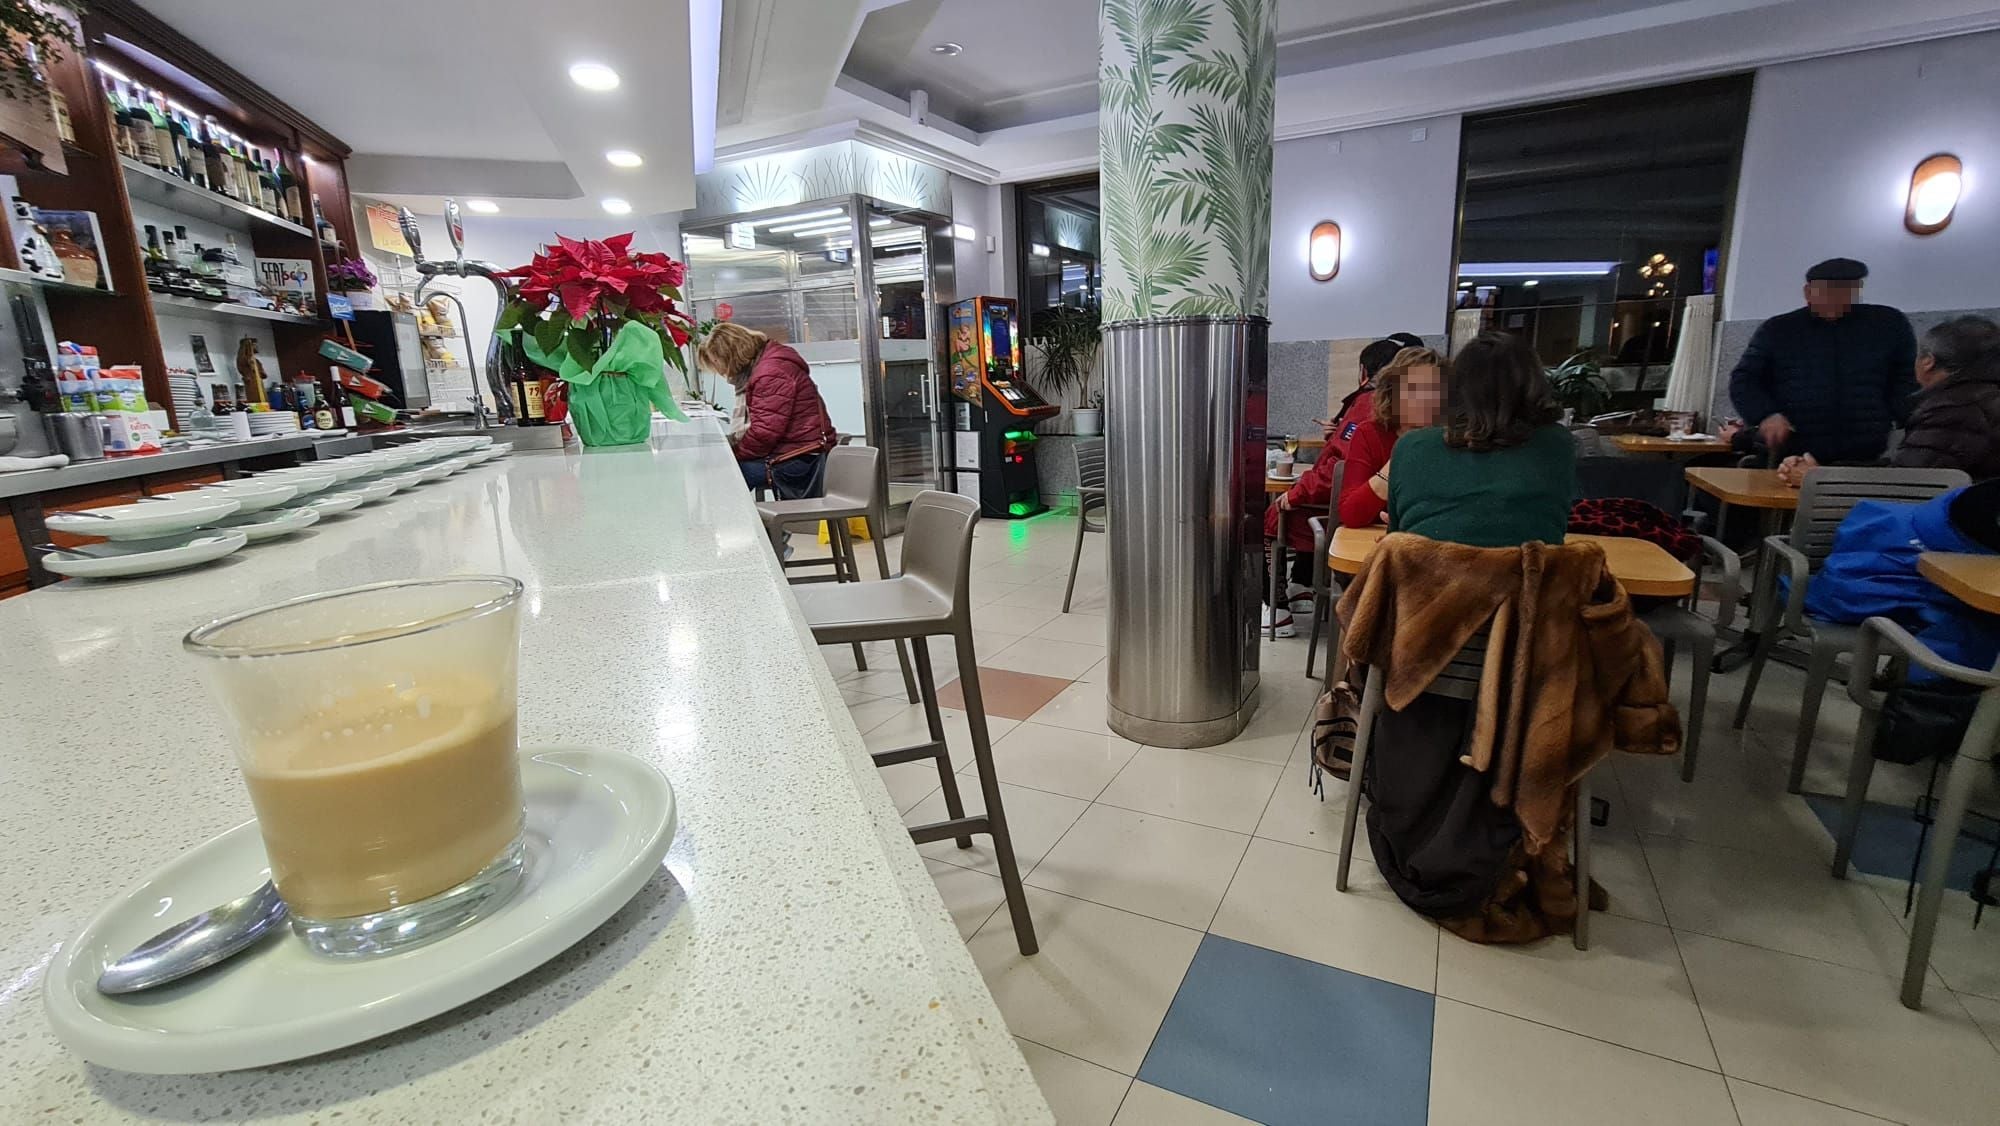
top-left (1906, 153), bottom-right (1963, 236)
top-left (1308, 220), bottom-right (1341, 281)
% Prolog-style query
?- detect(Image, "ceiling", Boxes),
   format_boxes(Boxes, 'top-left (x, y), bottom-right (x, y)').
top-left (137, 0), bottom-right (707, 217)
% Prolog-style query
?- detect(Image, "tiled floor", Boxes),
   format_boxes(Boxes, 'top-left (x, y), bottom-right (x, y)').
top-left (814, 512), bottom-right (2000, 1126)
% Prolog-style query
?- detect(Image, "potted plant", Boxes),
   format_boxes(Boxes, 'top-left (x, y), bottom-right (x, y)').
top-left (1029, 305), bottom-right (1102, 436)
top-left (326, 258), bottom-right (379, 310)
top-left (496, 233), bottom-right (694, 446)
top-left (1545, 349), bottom-right (1610, 423)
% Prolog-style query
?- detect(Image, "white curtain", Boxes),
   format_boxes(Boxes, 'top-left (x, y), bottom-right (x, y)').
top-left (1661, 293), bottom-right (1717, 417)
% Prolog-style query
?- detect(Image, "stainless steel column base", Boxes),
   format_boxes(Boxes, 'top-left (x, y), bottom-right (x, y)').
top-left (1109, 687), bottom-right (1259, 748)
top-left (1103, 315), bottom-right (1268, 750)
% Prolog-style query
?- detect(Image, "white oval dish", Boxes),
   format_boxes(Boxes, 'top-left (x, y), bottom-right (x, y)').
top-left (45, 497), bottom-right (241, 541)
top-left (193, 480), bottom-right (298, 514)
top-left (248, 469), bottom-right (338, 497)
top-left (300, 491), bottom-right (365, 517)
top-left (214, 505), bottom-right (319, 542)
top-left (350, 478), bottom-right (399, 504)
top-left (41, 530), bottom-right (248, 579)
top-left (44, 748), bottom-right (676, 1074)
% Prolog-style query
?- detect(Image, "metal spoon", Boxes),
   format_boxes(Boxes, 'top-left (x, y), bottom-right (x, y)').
top-left (97, 881), bottom-right (289, 994)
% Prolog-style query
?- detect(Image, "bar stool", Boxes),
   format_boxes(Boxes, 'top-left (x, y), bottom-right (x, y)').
top-left (759, 445), bottom-right (917, 703)
top-left (795, 491), bottom-right (1038, 955)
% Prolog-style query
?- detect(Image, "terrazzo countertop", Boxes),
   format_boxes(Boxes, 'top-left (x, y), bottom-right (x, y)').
top-left (0, 423), bottom-right (1051, 1123)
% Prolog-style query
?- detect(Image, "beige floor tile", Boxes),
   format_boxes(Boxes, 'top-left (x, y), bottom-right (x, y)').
top-left (834, 666), bottom-right (918, 701)
top-left (846, 693), bottom-right (915, 734)
top-left (1209, 837), bottom-right (1439, 992)
top-left (1868, 863), bottom-right (2000, 1002)
top-left (924, 858), bottom-right (1007, 940)
top-left (1428, 999), bottom-right (1737, 1126)
top-left (1097, 746), bottom-right (1284, 833)
top-left (1436, 913), bottom-right (1717, 1069)
top-left (1031, 680), bottom-right (1113, 735)
top-left (1032, 612), bottom-right (1109, 646)
top-left (1615, 744), bottom-right (1834, 861)
top-left (972, 721), bottom-right (1141, 800)
top-left (996, 584), bottom-right (1078, 612)
top-left (1200, 687), bottom-right (1314, 766)
top-left (967, 887), bottom-right (1203, 1074)
top-left (1593, 829), bottom-right (1669, 925)
top-left (838, 679), bottom-right (892, 706)
top-left (987, 635), bottom-right (1111, 680)
top-left (973, 599), bottom-right (1061, 636)
top-left (1017, 1039), bottom-right (1131, 1126)
top-left (906, 780), bottom-right (1089, 879)
top-left (1076, 656), bottom-right (1109, 683)
top-left (876, 760), bottom-right (945, 813)
top-left (1026, 803), bottom-right (1250, 928)
top-left (1680, 932), bottom-right (2000, 1126)
top-left (1726, 1079), bottom-right (1899, 1125)
top-left (1645, 834), bottom-right (1915, 978)
top-left (864, 702), bottom-right (1022, 762)
top-left (1253, 761), bottom-right (1352, 852)
top-left (1111, 1083), bottom-right (1256, 1125)
top-left (1064, 585), bottom-right (1111, 615)
top-left (968, 580), bottom-right (1025, 608)
top-left (1959, 991), bottom-right (2000, 1052)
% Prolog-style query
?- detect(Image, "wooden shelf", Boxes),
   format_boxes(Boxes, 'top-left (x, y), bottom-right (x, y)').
top-left (0, 267), bottom-right (118, 297)
top-left (149, 292), bottom-right (320, 325)
top-left (118, 156), bottom-right (313, 237)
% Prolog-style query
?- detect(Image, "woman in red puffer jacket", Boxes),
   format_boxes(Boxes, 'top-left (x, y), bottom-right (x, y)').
top-left (698, 323), bottom-right (835, 496)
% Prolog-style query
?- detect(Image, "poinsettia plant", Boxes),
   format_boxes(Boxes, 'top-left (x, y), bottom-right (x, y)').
top-left (496, 233), bottom-right (695, 376)
top-left (325, 257), bottom-right (377, 292)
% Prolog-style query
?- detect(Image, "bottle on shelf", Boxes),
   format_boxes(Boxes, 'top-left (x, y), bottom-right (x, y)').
top-left (222, 234), bottom-right (242, 266)
top-left (256, 151), bottom-right (280, 214)
top-left (166, 102), bottom-right (194, 180)
top-left (312, 193), bottom-right (337, 245)
top-left (143, 91), bottom-right (177, 176)
top-left (100, 76), bottom-right (132, 159)
top-left (142, 225), bottom-right (167, 286)
top-left (172, 225), bottom-right (196, 270)
top-left (278, 160), bottom-right (303, 224)
top-left (200, 115), bottom-right (233, 199)
top-left (231, 137), bottom-right (255, 207)
top-left (121, 86), bottom-right (159, 167)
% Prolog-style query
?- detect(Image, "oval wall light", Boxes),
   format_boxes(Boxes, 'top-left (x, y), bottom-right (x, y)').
top-left (1308, 220), bottom-right (1341, 281)
top-left (1906, 153), bottom-right (1963, 236)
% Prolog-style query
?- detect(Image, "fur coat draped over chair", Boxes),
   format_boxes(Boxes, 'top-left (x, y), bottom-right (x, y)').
top-left (1336, 533), bottom-right (1681, 941)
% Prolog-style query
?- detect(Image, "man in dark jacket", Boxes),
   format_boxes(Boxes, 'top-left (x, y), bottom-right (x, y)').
top-left (1728, 258), bottom-right (1918, 463)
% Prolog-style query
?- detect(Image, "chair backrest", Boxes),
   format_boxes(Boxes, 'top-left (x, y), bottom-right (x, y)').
top-left (1575, 456), bottom-right (1687, 513)
top-left (1571, 426), bottom-right (1607, 457)
top-left (1327, 459), bottom-right (1345, 507)
top-left (899, 490), bottom-right (980, 616)
top-left (1791, 465), bottom-right (1970, 565)
top-left (1423, 632), bottom-right (1489, 702)
top-left (823, 444), bottom-right (881, 508)
top-left (1075, 439), bottom-right (1106, 491)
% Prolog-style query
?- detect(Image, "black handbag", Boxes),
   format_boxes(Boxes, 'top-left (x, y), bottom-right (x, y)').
top-left (1875, 679), bottom-right (1983, 764)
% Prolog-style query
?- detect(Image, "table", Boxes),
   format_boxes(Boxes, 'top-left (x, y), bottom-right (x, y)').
top-left (0, 425), bottom-right (1049, 1122)
top-left (1611, 434), bottom-right (1734, 457)
top-left (1888, 553), bottom-right (2000, 1008)
top-left (1328, 526), bottom-right (1695, 598)
top-left (1684, 467), bottom-right (1799, 671)
top-left (1266, 475), bottom-right (1298, 495)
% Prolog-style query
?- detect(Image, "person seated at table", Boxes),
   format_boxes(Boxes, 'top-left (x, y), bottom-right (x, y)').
top-left (1339, 346), bottom-right (1445, 529)
top-left (698, 323), bottom-right (836, 497)
top-left (1775, 316), bottom-right (2000, 485)
top-left (1388, 331), bottom-right (1573, 548)
top-left (1323, 334), bottom-right (1422, 461)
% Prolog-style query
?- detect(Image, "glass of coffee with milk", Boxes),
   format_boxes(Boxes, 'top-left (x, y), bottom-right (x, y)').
top-left (185, 576), bottom-right (527, 958)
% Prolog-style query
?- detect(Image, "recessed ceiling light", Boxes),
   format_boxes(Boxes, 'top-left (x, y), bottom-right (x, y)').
top-left (601, 198), bottom-right (632, 215)
top-left (932, 42), bottom-right (963, 56)
top-left (465, 199), bottom-right (500, 214)
top-left (568, 62), bottom-right (620, 91)
top-left (605, 149), bottom-right (643, 168)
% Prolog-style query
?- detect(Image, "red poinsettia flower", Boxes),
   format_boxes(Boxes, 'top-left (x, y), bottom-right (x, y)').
top-left (501, 233), bottom-right (691, 326)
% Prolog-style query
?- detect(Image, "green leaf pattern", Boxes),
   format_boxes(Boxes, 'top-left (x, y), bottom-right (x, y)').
top-left (1099, 0), bottom-right (1276, 321)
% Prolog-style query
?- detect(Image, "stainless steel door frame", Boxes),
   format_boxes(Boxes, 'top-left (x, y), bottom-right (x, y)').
top-left (852, 197), bottom-right (952, 524)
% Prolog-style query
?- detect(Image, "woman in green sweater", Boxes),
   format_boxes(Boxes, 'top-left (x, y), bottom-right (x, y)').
top-left (1387, 331), bottom-right (1574, 547)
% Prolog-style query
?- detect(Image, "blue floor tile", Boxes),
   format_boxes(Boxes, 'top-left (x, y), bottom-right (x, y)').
top-left (1138, 934), bottom-right (1433, 1126)
top-left (1802, 793), bottom-right (1996, 894)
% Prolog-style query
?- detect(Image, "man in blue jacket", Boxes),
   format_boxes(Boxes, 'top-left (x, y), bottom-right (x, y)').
top-left (1728, 258), bottom-right (1918, 463)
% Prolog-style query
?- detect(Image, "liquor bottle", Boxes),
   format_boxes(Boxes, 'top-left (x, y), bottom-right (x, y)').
top-left (172, 225), bottom-right (196, 270)
top-left (278, 159), bottom-right (303, 224)
top-left (166, 103), bottom-right (194, 179)
top-left (257, 153), bottom-right (280, 214)
top-left (121, 89), bottom-right (159, 167)
top-left (142, 226), bottom-right (167, 286)
top-left (230, 136), bottom-right (254, 204)
top-left (101, 76), bottom-right (133, 158)
top-left (144, 91), bottom-right (176, 176)
top-left (312, 193), bottom-right (337, 245)
top-left (200, 117), bottom-right (231, 197)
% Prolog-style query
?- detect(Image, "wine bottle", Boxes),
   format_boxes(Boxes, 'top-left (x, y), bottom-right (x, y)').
top-left (144, 91), bottom-right (176, 175)
top-left (278, 159), bottom-right (303, 224)
top-left (101, 76), bottom-right (132, 158)
top-left (167, 104), bottom-right (194, 180)
top-left (142, 226), bottom-right (167, 287)
top-left (258, 154), bottom-right (281, 215)
top-left (122, 91), bottom-right (159, 167)
top-left (200, 116), bottom-right (231, 197)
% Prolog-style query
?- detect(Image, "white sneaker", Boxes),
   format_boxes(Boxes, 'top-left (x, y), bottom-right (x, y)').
top-left (1287, 583), bottom-right (1315, 615)
top-left (1261, 604), bottom-right (1296, 638)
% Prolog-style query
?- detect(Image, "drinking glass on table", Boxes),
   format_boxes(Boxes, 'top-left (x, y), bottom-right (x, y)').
top-left (184, 576), bottom-right (528, 958)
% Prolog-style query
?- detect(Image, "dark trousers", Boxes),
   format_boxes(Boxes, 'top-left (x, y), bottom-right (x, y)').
top-left (739, 451), bottom-right (824, 498)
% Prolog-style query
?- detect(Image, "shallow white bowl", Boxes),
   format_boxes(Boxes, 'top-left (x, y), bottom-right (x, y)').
top-left (45, 497), bottom-right (241, 541)
top-left (41, 530), bottom-right (248, 578)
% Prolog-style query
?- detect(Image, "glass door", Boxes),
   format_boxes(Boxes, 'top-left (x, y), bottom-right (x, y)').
top-left (862, 209), bottom-right (944, 508)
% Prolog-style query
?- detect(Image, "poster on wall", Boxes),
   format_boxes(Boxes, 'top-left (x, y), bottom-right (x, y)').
top-left (365, 202), bottom-right (414, 256)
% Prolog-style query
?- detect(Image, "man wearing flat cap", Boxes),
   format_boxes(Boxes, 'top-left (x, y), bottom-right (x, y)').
top-left (1726, 257), bottom-right (1917, 464)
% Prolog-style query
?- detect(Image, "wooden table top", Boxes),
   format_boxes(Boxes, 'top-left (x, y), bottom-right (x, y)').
top-left (1683, 466), bottom-right (1800, 509)
top-left (1328, 526), bottom-right (1696, 597)
top-left (1611, 434), bottom-right (1734, 456)
top-left (1918, 553), bottom-right (2000, 615)
top-left (1267, 475), bottom-right (1299, 494)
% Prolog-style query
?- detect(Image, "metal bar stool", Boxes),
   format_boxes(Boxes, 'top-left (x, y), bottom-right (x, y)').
top-left (795, 491), bottom-right (1039, 956)
top-left (1337, 633), bottom-right (1598, 950)
top-left (1062, 439), bottom-right (1106, 613)
top-left (759, 445), bottom-right (918, 703)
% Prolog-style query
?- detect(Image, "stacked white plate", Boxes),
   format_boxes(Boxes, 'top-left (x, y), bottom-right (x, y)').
top-left (247, 467), bottom-right (338, 497)
top-left (41, 530), bottom-right (248, 580)
top-left (45, 496), bottom-right (241, 540)
top-left (214, 506), bottom-right (319, 542)
top-left (169, 374), bottom-right (202, 423)
top-left (301, 492), bottom-right (365, 517)
top-left (350, 478), bottom-right (399, 505)
top-left (192, 480), bottom-right (299, 514)
top-left (246, 412), bottom-right (301, 437)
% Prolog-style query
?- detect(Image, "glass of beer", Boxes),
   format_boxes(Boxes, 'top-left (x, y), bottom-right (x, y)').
top-left (185, 576), bottom-right (527, 958)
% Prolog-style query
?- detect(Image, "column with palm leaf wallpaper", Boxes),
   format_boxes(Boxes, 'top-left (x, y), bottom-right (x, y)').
top-left (1099, 0), bottom-right (1277, 321)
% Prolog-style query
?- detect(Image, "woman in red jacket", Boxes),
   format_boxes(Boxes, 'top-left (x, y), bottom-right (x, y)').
top-left (698, 323), bottom-right (836, 496)
top-left (1339, 346), bottom-right (1446, 528)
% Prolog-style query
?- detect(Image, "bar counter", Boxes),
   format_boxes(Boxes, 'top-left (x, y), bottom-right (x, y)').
top-left (0, 422), bottom-right (1049, 1122)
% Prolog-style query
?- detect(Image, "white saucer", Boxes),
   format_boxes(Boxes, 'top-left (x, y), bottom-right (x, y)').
top-left (350, 478), bottom-right (399, 504)
top-left (215, 505), bottom-right (319, 542)
top-left (248, 468), bottom-right (338, 497)
top-left (194, 480), bottom-right (299, 514)
top-left (45, 748), bottom-right (676, 1075)
top-left (45, 496), bottom-right (241, 541)
top-left (412, 460), bottom-right (455, 483)
top-left (300, 491), bottom-right (365, 517)
top-left (42, 530), bottom-right (248, 579)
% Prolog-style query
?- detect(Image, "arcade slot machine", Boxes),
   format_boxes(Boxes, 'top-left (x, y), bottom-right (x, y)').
top-left (946, 296), bottom-right (1058, 518)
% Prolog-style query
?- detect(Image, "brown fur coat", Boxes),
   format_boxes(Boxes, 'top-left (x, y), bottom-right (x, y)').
top-left (1336, 534), bottom-right (1680, 853)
